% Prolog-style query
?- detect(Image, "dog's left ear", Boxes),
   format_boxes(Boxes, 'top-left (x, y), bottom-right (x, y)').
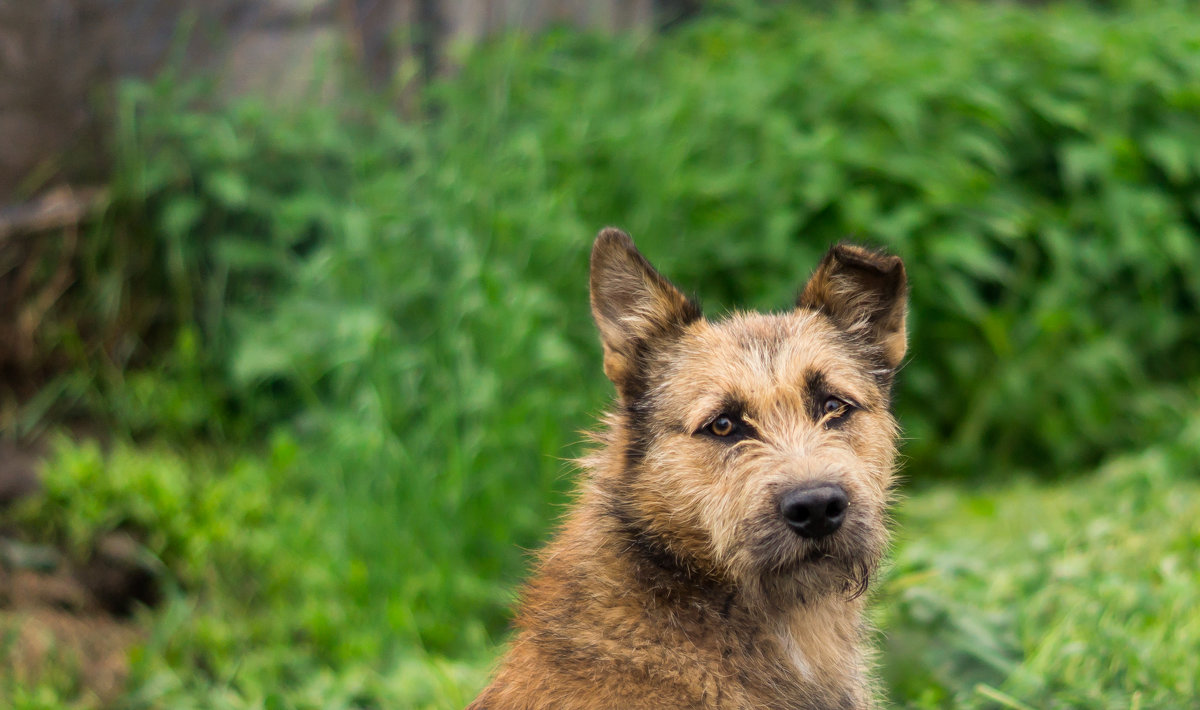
top-left (798, 244), bottom-right (908, 369)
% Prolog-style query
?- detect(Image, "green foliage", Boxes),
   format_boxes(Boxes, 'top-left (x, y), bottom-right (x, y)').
top-left (879, 401), bottom-right (1200, 709)
top-left (17, 1), bottom-right (1200, 707)
top-left (103, 2), bottom-right (1200, 474)
top-left (81, 0), bottom-right (1200, 659)
top-left (10, 435), bottom-right (295, 588)
top-left (0, 669), bottom-right (91, 710)
top-left (18, 411), bottom-right (1198, 708)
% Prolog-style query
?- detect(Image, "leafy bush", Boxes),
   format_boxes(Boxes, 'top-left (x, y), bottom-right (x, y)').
top-left (11, 434), bottom-right (298, 590)
top-left (106, 3), bottom-right (1200, 474)
top-left (85, 1), bottom-right (1200, 653)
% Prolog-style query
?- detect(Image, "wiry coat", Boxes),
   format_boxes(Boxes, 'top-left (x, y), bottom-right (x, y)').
top-left (470, 229), bottom-right (909, 710)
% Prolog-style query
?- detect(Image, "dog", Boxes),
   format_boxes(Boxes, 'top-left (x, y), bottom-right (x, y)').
top-left (469, 228), bottom-right (908, 709)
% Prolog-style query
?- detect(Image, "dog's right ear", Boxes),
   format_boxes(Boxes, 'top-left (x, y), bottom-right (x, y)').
top-left (590, 228), bottom-right (701, 395)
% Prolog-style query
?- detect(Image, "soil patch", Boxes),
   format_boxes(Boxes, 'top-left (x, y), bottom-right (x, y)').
top-left (1, 564), bottom-right (142, 705)
top-left (0, 437), bottom-right (155, 706)
top-left (0, 438), bottom-right (41, 506)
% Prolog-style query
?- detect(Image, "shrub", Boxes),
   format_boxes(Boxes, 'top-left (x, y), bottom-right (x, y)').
top-left (59, 0), bottom-right (1200, 658)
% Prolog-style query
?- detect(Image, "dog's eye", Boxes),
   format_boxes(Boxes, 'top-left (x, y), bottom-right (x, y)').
top-left (697, 409), bottom-right (754, 442)
top-left (822, 396), bottom-right (850, 418)
top-left (709, 415), bottom-right (738, 437)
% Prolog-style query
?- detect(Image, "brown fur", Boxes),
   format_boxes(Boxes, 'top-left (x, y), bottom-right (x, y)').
top-left (469, 229), bottom-right (909, 710)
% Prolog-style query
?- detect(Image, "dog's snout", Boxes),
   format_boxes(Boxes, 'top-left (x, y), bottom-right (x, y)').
top-left (780, 484), bottom-right (848, 539)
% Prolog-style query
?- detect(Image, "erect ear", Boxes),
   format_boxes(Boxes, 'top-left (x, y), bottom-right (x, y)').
top-left (590, 228), bottom-right (701, 395)
top-left (798, 243), bottom-right (908, 370)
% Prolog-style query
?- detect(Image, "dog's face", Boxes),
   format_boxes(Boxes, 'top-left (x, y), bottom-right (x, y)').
top-left (590, 229), bottom-right (907, 605)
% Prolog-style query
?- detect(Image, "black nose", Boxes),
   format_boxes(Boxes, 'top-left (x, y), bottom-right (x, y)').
top-left (780, 484), bottom-right (848, 539)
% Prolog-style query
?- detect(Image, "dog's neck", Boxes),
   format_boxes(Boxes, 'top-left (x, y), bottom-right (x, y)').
top-left (526, 489), bottom-right (873, 708)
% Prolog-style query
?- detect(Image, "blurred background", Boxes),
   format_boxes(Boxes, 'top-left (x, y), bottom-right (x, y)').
top-left (1, 0), bottom-right (1198, 708)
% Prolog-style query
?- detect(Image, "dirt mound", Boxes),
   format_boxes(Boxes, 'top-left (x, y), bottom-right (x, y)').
top-left (1, 564), bottom-right (142, 704)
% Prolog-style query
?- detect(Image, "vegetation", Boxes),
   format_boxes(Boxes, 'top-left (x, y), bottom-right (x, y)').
top-left (879, 413), bottom-right (1200, 708)
top-left (5, 2), bottom-right (1200, 708)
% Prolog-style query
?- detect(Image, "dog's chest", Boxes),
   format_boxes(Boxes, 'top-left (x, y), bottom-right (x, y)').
top-left (775, 623), bottom-right (816, 680)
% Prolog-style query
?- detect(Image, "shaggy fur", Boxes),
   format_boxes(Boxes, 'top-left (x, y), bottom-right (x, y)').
top-left (469, 229), bottom-right (909, 709)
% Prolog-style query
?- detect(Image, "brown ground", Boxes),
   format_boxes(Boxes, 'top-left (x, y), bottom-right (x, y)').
top-left (0, 438), bottom-right (148, 707)
top-left (0, 439), bottom-right (41, 507)
top-left (1, 566), bottom-right (142, 705)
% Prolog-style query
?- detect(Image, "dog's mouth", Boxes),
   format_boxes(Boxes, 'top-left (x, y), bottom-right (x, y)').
top-left (728, 500), bottom-right (887, 601)
top-left (800, 542), bottom-right (839, 565)
top-left (737, 535), bottom-right (873, 604)
top-left (773, 535), bottom-right (851, 574)
top-left (741, 512), bottom-right (880, 580)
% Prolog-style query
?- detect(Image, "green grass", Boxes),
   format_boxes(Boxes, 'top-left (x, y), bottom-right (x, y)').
top-left (878, 410), bottom-right (1200, 708)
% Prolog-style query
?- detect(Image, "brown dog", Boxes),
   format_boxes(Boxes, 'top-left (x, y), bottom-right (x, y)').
top-left (470, 228), bottom-right (908, 709)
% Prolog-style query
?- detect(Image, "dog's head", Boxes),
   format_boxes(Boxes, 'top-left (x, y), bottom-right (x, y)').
top-left (589, 228), bottom-right (907, 606)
